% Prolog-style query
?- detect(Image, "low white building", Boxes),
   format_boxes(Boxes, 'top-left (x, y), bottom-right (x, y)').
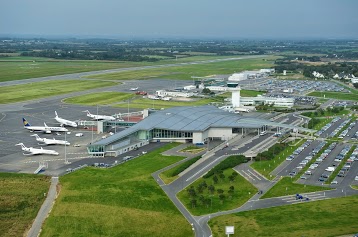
top-left (312, 71), bottom-right (324, 78)
top-left (206, 86), bottom-right (229, 91)
top-left (352, 78), bottom-right (358, 84)
top-left (184, 85), bottom-right (196, 90)
top-left (156, 90), bottom-right (194, 98)
top-left (240, 96), bottom-right (294, 108)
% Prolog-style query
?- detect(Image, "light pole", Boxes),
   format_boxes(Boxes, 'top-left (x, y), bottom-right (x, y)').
top-left (64, 132), bottom-right (70, 164)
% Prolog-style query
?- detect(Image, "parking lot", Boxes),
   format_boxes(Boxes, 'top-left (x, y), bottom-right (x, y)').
top-left (258, 80), bottom-right (349, 94)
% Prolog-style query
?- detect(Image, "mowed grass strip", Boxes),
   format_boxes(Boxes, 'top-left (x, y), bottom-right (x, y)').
top-left (308, 91), bottom-right (358, 101)
top-left (177, 169), bottom-right (257, 216)
top-left (86, 57), bottom-right (277, 80)
top-left (114, 98), bottom-right (214, 109)
top-left (64, 92), bottom-right (136, 106)
top-left (0, 173), bottom-right (51, 237)
top-left (209, 195), bottom-right (358, 237)
top-left (40, 143), bottom-right (192, 237)
top-left (0, 80), bottom-right (117, 104)
top-left (260, 177), bottom-right (330, 199)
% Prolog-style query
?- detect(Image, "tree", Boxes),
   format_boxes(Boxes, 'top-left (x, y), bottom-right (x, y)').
top-left (219, 194), bottom-right (225, 203)
top-left (213, 175), bottom-right (219, 184)
top-left (354, 83), bottom-right (358, 89)
top-left (219, 173), bottom-right (225, 181)
top-left (217, 189), bottom-right (224, 194)
top-left (228, 175), bottom-right (235, 182)
top-left (199, 195), bottom-right (205, 205)
top-left (191, 199), bottom-right (197, 208)
top-left (187, 186), bottom-right (196, 198)
top-left (208, 185), bottom-right (215, 194)
top-left (202, 88), bottom-right (211, 94)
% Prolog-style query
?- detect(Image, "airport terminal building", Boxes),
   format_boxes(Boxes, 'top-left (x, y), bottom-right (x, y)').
top-left (87, 105), bottom-right (312, 157)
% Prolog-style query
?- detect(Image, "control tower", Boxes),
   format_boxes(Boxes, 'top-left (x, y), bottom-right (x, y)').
top-left (230, 86), bottom-right (241, 108)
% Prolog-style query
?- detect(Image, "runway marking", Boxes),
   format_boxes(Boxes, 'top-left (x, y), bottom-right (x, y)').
top-left (247, 169), bottom-right (261, 180)
top-left (240, 170), bottom-right (254, 180)
top-left (186, 157), bottom-right (222, 182)
top-left (24, 156), bottom-right (90, 163)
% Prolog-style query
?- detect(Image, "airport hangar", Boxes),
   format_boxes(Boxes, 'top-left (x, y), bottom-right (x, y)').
top-left (87, 105), bottom-right (314, 157)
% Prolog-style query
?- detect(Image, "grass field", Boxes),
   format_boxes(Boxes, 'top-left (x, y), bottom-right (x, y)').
top-left (308, 91), bottom-right (358, 101)
top-left (177, 169), bottom-right (257, 216)
top-left (209, 195), bottom-right (358, 237)
top-left (260, 177), bottom-right (330, 199)
top-left (0, 55), bottom-right (261, 82)
top-left (85, 57), bottom-right (277, 80)
top-left (250, 140), bottom-right (305, 180)
top-left (63, 92), bottom-right (135, 106)
top-left (0, 173), bottom-right (51, 237)
top-left (0, 80), bottom-right (117, 104)
top-left (40, 143), bottom-right (193, 237)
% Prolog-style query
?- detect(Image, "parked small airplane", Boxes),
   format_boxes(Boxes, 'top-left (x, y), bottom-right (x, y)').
top-left (31, 134), bottom-right (70, 146)
top-left (54, 111), bottom-right (77, 127)
top-left (130, 87), bottom-right (139, 91)
top-left (82, 110), bottom-right (116, 121)
top-left (16, 143), bottom-right (59, 156)
top-left (23, 118), bottom-right (68, 134)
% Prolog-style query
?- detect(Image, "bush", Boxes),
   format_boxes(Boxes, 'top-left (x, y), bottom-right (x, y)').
top-left (255, 143), bottom-right (286, 161)
top-left (203, 155), bottom-right (248, 178)
top-left (169, 156), bottom-right (202, 177)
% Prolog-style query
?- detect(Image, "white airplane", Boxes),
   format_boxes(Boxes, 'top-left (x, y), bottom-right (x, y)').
top-left (31, 134), bottom-right (70, 146)
top-left (83, 110), bottom-right (116, 121)
top-left (16, 143), bottom-right (59, 156)
top-left (130, 87), bottom-right (139, 91)
top-left (54, 111), bottom-right (77, 127)
top-left (23, 118), bottom-right (68, 134)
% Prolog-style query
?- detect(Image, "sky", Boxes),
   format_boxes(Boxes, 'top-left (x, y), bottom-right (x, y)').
top-left (1, 0), bottom-right (357, 39)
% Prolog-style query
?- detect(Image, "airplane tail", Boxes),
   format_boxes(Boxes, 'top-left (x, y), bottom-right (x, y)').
top-left (22, 118), bottom-right (31, 127)
top-left (31, 134), bottom-right (41, 139)
top-left (83, 110), bottom-right (91, 115)
top-left (44, 122), bottom-right (48, 127)
top-left (54, 111), bottom-right (58, 118)
top-left (16, 143), bottom-right (26, 149)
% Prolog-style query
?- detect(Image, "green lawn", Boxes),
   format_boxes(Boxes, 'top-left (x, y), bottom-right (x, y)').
top-left (308, 91), bottom-right (358, 101)
top-left (160, 156), bottom-right (202, 184)
top-left (209, 195), bottom-right (358, 237)
top-left (63, 92), bottom-right (136, 106)
top-left (40, 143), bottom-right (192, 237)
top-left (260, 177), bottom-right (330, 199)
top-left (177, 169), bottom-right (257, 216)
top-left (0, 173), bottom-right (51, 237)
top-left (86, 57), bottom-right (277, 80)
top-left (251, 140), bottom-right (306, 180)
top-left (302, 109), bottom-right (350, 118)
top-left (0, 80), bottom-right (117, 104)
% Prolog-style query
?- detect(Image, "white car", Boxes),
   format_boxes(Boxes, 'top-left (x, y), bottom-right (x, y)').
top-left (325, 167), bottom-right (335, 172)
top-left (355, 176), bottom-right (358, 181)
top-left (331, 180), bottom-right (338, 185)
top-left (75, 133), bottom-right (83, 137)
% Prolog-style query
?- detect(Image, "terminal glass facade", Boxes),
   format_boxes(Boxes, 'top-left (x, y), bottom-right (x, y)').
top-left (149, 129), bottom-right (193, 139)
